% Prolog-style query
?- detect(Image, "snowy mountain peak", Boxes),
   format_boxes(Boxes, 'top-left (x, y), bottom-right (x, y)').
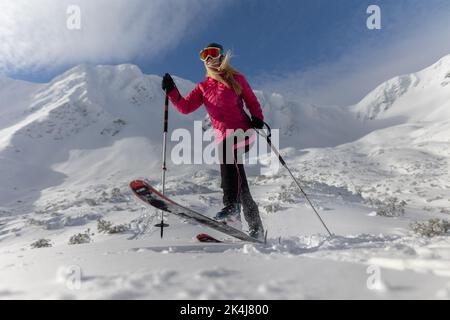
top-left (54, 63), bottom-right (145, 82)
top-left (352, 53), bottom-right (450, 122)
top-left (427, 53), bottom-right (450, 73)
top-left (352, 74), bottom-right (417, 120)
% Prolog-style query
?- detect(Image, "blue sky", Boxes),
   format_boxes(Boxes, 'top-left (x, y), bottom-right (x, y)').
top-left (142, 0), bottom-right (376, 81)
top-left (2, 0), bottom-right (450, 106)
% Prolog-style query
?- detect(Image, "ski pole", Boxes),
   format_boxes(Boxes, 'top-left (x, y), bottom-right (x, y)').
top-left (154, 91), bottom-right (170, 237)
top-left (256, 122), bottom-right (333, 237)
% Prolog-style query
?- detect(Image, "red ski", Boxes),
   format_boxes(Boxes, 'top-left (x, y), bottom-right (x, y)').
top-left (196, 234), bottom-right (222, 243)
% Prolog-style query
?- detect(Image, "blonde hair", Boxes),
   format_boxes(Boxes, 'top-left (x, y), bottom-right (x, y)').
top-left (205, 50), bottom-right (242, 96)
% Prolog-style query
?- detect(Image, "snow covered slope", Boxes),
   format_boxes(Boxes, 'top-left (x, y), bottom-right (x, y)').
top-left (0, 58), bottom-right (449, 299)
top-left (250, 91), bottom-right (372, 149)
top-left (352, 54), bottom-right (450, 123)
top-left (0, 64), bottom-right (204, 209)
top-left (297, 54), bottom-right (450, 213)
top-left (0, 64), bottom-right (367, 210)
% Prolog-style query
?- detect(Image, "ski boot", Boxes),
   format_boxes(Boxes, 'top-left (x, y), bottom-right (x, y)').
top-left (240, 192), bottom-right (265, 241)
top-left (249, 224), bottom-right (265, 242)
top-left (214, 203), bottom-right (242, 229)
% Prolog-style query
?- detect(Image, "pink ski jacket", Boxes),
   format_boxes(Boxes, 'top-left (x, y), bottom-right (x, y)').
top-left (167, 73), bottom-right (264, 143)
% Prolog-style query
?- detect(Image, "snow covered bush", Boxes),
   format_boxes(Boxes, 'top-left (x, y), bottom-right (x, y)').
top-left (268, 184), bottom-right (298, 204)
top-left (410, 219), bottom-right (450, 237)
top-left (375, 197), bottom-right (407, 217)
top-left (69, 229), bottom-right (93, 245)
top-left (100, 118), bottom-right (126, 136)
top-left (347, 179), bottom-right (363, 198)
top-left (27, 218), bottom-right (45, 227)
top-left (97, 219), bottom-right (113, 233)
top-left (100, 188), bottom-right (128, 203)
top-left (97, 219), bottom-right (129, 234)
top-left (110, 224), bottom-right (129, 234)
top-left (110, 188), bottom-right (128, 202)
top-left (263, 202), bottom-right (285, 214)
top-left (31, 239), bottom-right (52, 248)
top-left (85, 198), bottom-right (98, 206)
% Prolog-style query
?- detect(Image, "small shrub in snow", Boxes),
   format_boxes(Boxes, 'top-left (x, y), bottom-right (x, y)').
top-left (347, 179), bottom-right (363, 198)
top-left (268, 184), bottom-right (298, 204)
top-left (278, 185), bottom-right (298, 203)
top-left (108, 224), bottom-right (128, 234)
top-left (100, 188), bottom-right (128, 203)
top-left (375, 197), bottom-right (407, 217)
top-left (110, 188), bottom-right (128, 203)
top-left (85, 198), bottom-right (98, 206)
top-left (114, 119), bottom-right (126, 126)
top-left (31, 239), bottom-right (52, 248)
top-left (354, 186), bottom-right (364, 198)
top-left (97, 219), bottom-right (113, 233)
top-left (97, 219), bottom-right (129, 234)
top-left (410, 219), bottom-right (450, 237)
top-left (263, 202), bottom-right (284, 214)
top-left (69, 229), bottom-right (93, 245)
top-left (100, 119), bottom-right (126, 136)
top-left (27, 218), bottom-right (45, 227)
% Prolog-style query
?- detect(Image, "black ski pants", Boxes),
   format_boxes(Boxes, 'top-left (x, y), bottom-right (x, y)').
top-left (218, 134), bottom-right (263, 230)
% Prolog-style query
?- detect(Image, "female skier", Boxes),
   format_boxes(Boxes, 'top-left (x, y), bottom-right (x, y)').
top-left (161, 43), bottom-right (265, 240)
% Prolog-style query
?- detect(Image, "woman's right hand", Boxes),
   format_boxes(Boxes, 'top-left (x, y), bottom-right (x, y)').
top-left (250, 116), bottom-right (265, 129)
top-left (162, 73), bottom-right (176, 93)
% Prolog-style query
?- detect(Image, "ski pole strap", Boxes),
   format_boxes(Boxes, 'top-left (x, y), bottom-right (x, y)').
top-left (257, 123), bottom-right (287, 167)
top-left (262, 120), bottom-right (272, 138)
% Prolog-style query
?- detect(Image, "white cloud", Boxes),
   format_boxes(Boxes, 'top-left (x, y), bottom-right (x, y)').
top-left (0, 0), bottom-right (225, 74)
top-left (255, 4), bottom-right (450, 107)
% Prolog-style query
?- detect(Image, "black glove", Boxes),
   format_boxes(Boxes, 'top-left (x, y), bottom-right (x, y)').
top-left (250, 116), bottom-right (265, 129)
top-left (162, 73), bottom-right (176, 93)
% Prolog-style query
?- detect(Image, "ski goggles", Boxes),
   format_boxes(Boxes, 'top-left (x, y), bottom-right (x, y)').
top-left (199, 47), bottom-right (223, 61)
